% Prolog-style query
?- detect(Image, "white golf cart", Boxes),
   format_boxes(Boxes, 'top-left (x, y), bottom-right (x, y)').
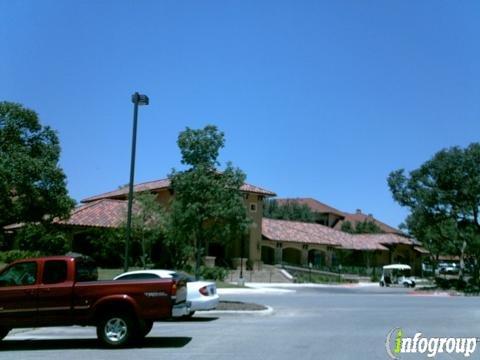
top-left (379, 264), bottom-right (416, 288)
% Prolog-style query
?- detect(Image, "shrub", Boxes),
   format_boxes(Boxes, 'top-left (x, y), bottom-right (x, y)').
top-left (86, 229), bottom-right (125, 268)
top-left (15, 224), bottom-right (70, 255)
top-left (371, 272), bottom-right (380, 282)
top-left (0, 250), bottom-right (42, 263)
top-left (199, 266), bottom-right (228, 281)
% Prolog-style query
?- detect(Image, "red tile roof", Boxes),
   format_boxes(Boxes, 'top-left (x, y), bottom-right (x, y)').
top-left (262, 218), bottom-right (346, 246)
top-left (275, 198), bottom-right (345, 218)
top-left (353, 233), bottom-right (412, 245)
top-left (262, 218), bottom-right (413, 251)
top-left (82, 178), bottom-right (276, 203)
top-left (55, 199), bottom-right (127, 228)
top-left (414, 246), bottom-right (429, 254)
top-left (274, 198), bottom-right (403, 235)
top-left (334, 211), bottom-right (403, 235)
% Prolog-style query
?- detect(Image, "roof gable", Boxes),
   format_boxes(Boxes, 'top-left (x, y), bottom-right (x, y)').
top-left (82, 178), bottom-right (276, 203)
top-left (275, 198), bottom-right (345, 218)
top-left (334, 211), bottom-right (403, 235)
top-left (55, 199), bottom-right (127, 228)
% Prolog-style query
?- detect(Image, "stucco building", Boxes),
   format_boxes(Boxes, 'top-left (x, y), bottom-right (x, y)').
top-left (53, 184), bottom-right (426, 274)
top-left (59, 178), bottom-right (276, 269)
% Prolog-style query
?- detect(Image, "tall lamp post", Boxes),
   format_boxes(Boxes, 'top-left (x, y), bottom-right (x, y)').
top-left (124, 92), bottom-right (149, 272)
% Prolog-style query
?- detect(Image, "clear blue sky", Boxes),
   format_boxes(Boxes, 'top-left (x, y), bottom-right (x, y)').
top-left (1, 1), bottom-right (479, 229)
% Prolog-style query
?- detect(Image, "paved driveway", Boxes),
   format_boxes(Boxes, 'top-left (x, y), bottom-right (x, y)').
top-left (2, 286), bottom-right (478, 360)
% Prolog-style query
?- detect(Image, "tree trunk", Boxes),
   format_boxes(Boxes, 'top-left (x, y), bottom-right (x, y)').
top-left (459, 240), bottom-right (467, 282)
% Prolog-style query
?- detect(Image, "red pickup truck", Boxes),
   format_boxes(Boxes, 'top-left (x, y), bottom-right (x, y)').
top-left (0, 255), bottom-right (189, 347)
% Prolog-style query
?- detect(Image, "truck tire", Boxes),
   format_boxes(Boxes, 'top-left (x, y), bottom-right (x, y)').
top-left (0, 327), bottom-right (10, 340)
top-left (97, 313), bottom-right (137, 347)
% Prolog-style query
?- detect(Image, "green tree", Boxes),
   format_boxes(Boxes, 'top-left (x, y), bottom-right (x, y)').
top-left (166, 125), bottom-right (250, 277)
top-left (388, 143), bottom-right (480, 282)
top-left (14, 223), bottom-right (70, 255)
top-left (263, 199), bottom-right (317, 223)
top-left (85, 228), bottom-right (126, 268)
top-left (341, 220), bottom-right (384, 234)
top-left (0, 102), bottom-right (74, 240)
top-left (129, 192), bottom-right (166, 269)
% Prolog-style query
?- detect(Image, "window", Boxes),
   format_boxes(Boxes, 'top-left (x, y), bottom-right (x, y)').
top-left (116, 273), bottom-right (161, 280)
top-left (0, 262), bottom-right (37, 287)
top-left (250, 203), bottom-right (257, 212)
top-left (43, 260), bottom-right (68, 284)
top-left (75, 257), bottom-right (98, 282)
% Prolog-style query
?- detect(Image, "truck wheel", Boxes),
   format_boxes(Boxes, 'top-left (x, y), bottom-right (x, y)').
top-left (97, 313), bottom-right (137, 347)
top-left (0, 327), bottom-right (10, 340)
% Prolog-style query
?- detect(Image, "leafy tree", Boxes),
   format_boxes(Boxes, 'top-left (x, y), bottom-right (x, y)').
top-left (166, 125), bottom-right (250, 278)
top-left (84, 228), bottom-right (126, 268)
top-left (341, 220), bottom-right (384, 234)
top-left (129, 192), bottom-right (166, 269)
top-left (14, 223), bottom-right (70, 255)
top-left (263, 199), bottom-right (317, 223)
top-left (0, 102), bottom-right (74, 240)
top-left (388, 143), bottom-right (480, 282)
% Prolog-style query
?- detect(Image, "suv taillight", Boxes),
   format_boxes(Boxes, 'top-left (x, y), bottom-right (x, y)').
top-left (199, 286), bottom-right (208, 296)
top-left (171, 282), bottom-right (177, 296)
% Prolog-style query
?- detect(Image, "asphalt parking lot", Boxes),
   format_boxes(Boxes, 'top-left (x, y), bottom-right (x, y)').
top-left (2, 285), bottom-right (479, 360)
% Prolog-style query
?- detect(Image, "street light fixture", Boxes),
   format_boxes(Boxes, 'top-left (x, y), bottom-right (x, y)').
top-left (124, 92), bottom-right (149, 272)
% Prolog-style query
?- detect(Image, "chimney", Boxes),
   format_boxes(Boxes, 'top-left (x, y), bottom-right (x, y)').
top-left (356, 209), bottom-right (362, 214)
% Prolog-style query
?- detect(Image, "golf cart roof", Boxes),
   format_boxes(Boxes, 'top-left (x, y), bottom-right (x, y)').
top-left (383, 264), bottom-right (411, 270)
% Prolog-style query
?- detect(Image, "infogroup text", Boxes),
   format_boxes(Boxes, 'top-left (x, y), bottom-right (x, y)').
top-left (385, 328), bottom-right (478, 359)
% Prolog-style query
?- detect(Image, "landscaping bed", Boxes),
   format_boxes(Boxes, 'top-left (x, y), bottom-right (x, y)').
top-left (207, 300), bottom-right (268, 311)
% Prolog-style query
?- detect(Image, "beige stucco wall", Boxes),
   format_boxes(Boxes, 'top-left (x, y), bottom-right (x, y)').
top-left (154, 189), bottom-right (265, 268)
top-left (243, 194), bottom-right (264, 268)
top-left (261, 239), bottom-right (333, 266)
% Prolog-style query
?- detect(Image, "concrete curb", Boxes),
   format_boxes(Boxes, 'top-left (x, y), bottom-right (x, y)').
top-left (197, 305), bottom-right (274, 316)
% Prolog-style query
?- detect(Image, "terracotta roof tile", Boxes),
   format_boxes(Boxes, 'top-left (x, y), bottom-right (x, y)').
top-left (275, 198), bottom-right (345, 218)
top-left (353, 233), bottom-right (412, 245)
top-left (262, 218), bottom-right (412, 251)
top-left (414, 246), bottom-right (429, 254)
top-left (55, 199), bottom-right (127, 228)
top-left (262, 218), bottom-right (345, 246)
top-left (334, 211), bottom-right (403, 235)
top-left (82, 178), bottom-right (275, 203)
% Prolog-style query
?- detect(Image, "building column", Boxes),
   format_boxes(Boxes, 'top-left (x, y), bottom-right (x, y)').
top-left (301, 245), bottom-right (309, 266)
top-left (326, 247), bottom-right (334, 267)
top-left (275, 243), bottom-right (283, 264)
